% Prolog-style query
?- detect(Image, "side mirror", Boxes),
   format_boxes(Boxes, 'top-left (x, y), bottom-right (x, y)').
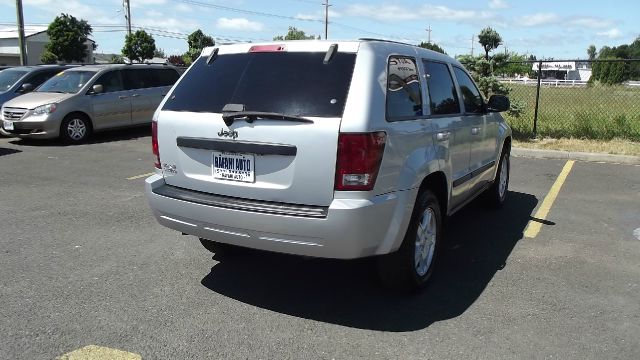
top-left (20, 83), bottom-right (34, 93)
top-left (91, 84), bottom-right (104, 94)
top-left (487, 94), bottom-right (510, 112)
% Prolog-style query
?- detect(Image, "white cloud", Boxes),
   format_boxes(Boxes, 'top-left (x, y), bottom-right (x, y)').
top-left (175, 4), bottom-right (193, 12)
top-left (136, 17), bottom-right (199, 33)
top-left (345, 4), bottom-right (496, 23)
top-left (517, 13), bottom-right (560, 27)
top-left (489, 0), bottom-right (508, 9)
top-left (597, 28), bottom-right (623, 39)
top-left (295, 9), bottom-right (340, 21)
top-left (130, 0), bottom-right (167, 7)
top-left (216, 17), bottom-right (264, 32)
top-left (145, 10), bottom-right (163, 18)
top-left (568, 17), bottom-right (614, 29)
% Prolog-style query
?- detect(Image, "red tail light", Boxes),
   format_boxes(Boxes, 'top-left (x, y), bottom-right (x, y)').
top-left (335, 132), bottom-right (386, 191)
top-left (152, 120), bottom-right (160, 169)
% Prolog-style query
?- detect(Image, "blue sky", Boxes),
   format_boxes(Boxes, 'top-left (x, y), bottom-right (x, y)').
top-left (0, 0), bottom-right (637, 59)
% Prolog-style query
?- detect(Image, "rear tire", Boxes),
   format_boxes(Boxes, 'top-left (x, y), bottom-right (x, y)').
top-left (377, 190), bottom-right (442, 292)
top-left (485, 148), bottom-right (510, 208)
top-left (60, 114), bottom-right (92, 143)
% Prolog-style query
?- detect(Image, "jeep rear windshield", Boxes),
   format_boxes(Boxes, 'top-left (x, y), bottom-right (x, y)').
top-left (162, 51), bottom-right (356, 118)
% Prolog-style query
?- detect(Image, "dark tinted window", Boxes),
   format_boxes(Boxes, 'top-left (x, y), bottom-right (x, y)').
top-left (25, 70), bottom-right (61, 89)
top-left (422, 60), bottom-right (460, 115)
top-left (453, 67), bottom-right (484, 114)
top-left (386, 56), bottom-right (423, 120)
top-left (155, 69), bottom-right (180, 87)
top-left (94, 70), bottom-right (124, 93)
top-left (162, 52), bottom-right (356, 118)
top-left (124, 68), bottom-right (179, 89)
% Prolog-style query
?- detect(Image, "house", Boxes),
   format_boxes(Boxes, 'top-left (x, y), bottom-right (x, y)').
top-left (0, 26), bottom-right (94, 66)
top-left (532, 61), bottom-right (592, 81)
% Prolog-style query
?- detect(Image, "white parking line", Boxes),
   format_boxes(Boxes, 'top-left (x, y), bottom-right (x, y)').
top-left (126, 172), bottom-right (155, 180)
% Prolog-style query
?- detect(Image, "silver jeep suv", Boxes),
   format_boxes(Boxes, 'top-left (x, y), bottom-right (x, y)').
top-left (145, 40), bottom-right (511, 290)
top-left (1, 64), bottom-right (180, 142)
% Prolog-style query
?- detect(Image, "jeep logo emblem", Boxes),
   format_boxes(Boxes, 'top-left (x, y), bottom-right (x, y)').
top-left (218, 128), bottom-right (238, 139)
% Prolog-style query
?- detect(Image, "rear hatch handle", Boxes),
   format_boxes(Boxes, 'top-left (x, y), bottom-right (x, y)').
top-left (221, 111), bottom-right (314, 126)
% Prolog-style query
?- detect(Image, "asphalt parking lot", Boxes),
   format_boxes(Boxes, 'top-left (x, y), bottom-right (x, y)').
top-left (1, 129), bottom-right (639, 359)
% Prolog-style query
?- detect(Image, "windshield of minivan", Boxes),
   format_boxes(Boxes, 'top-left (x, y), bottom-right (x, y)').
top-left (36, 70), bottom-right (97, 94)
top-left (162, 51), bottom-right (356, 118)
top-left (0, 69), bottom-right (29, 93)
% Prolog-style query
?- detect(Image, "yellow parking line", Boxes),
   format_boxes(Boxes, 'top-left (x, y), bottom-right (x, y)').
top-left (57, 345), bottom-right (141, 359)
top-left (524, 160), bottom-right (575, 239)
top-left (126, 172), bottom-right (155, 180)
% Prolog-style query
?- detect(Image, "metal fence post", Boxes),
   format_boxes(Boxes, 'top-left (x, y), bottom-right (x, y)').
top-left (532, 60), bottom-right (542, 138)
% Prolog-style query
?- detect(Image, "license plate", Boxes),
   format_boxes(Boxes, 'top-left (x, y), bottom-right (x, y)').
top-left (3, 120), bottom-right (13, 131)
top-left (213, 151), bottom-right (255, 183)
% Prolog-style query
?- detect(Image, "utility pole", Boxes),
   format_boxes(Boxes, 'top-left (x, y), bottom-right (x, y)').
top-left (124, 0), bottom-right (132, 36)
top-left (323, 0), bottom-right (330, 40)
top-left (15, 0), bottom-right (27, 65)
top-left (470, 34), bottom-right (474, 56)
top-left (426, 25), bottom-right (432, 44)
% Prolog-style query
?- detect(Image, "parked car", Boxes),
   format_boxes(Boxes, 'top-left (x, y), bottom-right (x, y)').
top-left (145, 40), bottom-right (511, 291)
top-left (0, 65), bottom-right (72, 136)
top-left (1, 64), bottom-right (181, 142)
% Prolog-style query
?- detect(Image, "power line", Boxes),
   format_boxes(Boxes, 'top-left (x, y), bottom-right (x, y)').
top-left (174, 0), bottom-right (324, 23)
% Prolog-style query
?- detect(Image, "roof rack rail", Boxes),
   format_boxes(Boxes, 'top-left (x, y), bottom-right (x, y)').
top-left (358, 38), bottom-right (415, 47)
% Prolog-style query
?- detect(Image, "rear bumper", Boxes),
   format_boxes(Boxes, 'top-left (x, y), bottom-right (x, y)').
top-left (145, 175), bottom-right (415, 259)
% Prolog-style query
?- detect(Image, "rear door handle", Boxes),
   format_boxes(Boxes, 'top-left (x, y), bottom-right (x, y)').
top-left (471, 127), bottom-right (481, 135)
top-left (131, 94), bottom-right (140, 97)
top-left (436, 131), bottom-right (450, 141)
top-left (118, 95), bottom-right (128, 100)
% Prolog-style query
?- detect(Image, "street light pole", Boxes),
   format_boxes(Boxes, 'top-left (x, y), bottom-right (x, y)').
top-left (124, 0), bottom-right (132, 36)
top-left (323, 0), bottom-right (330, 40)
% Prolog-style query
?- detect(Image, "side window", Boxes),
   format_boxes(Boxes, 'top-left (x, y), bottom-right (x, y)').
top-left (25, 70), bottom-right (57, 89)
top-left (386, 56), bottom-right (423, 120)
top-left (155, 69), bottom-right (180, 87)
top-left (124, 69), bottom-right (152, 90)
top-left (422, 60), bottom-right (460, 115)
top-left (94, 70), bottom-right (124, 93)
top-left (453, 67), bottom-right (484, 114)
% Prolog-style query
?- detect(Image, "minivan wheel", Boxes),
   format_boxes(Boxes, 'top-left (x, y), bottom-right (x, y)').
top-left (377, 190), bottom-right (442, 292)
top-left (485, 149), bottom-right (510, 208)
top-left (60, 114), bottom-right (91, 143)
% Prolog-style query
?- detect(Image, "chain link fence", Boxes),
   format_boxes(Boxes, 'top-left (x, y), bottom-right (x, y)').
top-left (497, 59), bottom-right (640, 141)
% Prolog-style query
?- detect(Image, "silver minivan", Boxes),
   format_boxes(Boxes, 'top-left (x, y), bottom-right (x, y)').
top-left (1, 64), bottom-right (180, 142)
top-left (145, 40), bottom-right (512, 290)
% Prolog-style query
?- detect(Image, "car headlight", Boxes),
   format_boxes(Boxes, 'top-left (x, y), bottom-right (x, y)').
top-left (32, 103), bottom-right (57, 116)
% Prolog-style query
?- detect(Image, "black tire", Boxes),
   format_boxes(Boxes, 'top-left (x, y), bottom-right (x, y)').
top-left (377, 190), bottom-right (442, 292)
top-left (485, 148), bottom-right (510, 208)
top-left (199, 238), bottom-right (236, 256)
top-left (60, 114), bottom-right (92, 143)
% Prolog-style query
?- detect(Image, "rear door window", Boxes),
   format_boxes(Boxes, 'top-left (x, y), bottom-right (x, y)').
top-left (422, 60), bottom-right (461, 115)
top-left (162, 51), bottom-right (357, 118)
top-left (123, 69), bottom-right (152, 90)
top-left (453, 67), bottom-right (484, 114)
top-left (386, 56), bottom-right (423, 120)
top-left (154, 69), bottom-right (180, 87)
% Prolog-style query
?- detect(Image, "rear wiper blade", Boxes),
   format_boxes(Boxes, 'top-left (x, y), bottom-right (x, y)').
top-left (221, 111), bottom-right (314, 126)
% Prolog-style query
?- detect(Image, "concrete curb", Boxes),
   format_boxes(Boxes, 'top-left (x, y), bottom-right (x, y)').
top-left (512, 147), bottom-right (640, 165)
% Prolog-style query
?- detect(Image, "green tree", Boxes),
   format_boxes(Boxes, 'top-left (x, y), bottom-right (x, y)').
top-left (478, 27), bottom-right (502, 60)
top-left (110, 54), bottom-right (125, 64)
top-left (122, 30), bottom-right (156, 63)
top-left (154, 48), bottom-right (166, 58)
top-left (418, 41), bottom-right (446, 54)
top-left (40, 51), bottom-right (58, 64)
top-left (42, 13), bottom-right (92, 63)
top-left (273, 26), bottom-right (317, 40)
top-left (185, 29), bottom-right (215, 62)
top-left (587, 45), bottom-right (597, 60)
